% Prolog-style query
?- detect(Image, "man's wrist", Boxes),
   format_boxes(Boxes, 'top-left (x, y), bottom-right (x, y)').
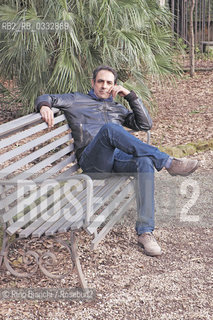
top-left (124, 90), bottom-right (138, 102)
top-left (37, 102), bottom-right (51, 112)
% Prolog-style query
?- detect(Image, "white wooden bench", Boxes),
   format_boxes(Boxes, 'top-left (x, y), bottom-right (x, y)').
top-left (0, 109), bottom-right (149, 288)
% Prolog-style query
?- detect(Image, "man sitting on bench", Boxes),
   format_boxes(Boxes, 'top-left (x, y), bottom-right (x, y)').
top-left (35, 65), bottom-right (199, 257)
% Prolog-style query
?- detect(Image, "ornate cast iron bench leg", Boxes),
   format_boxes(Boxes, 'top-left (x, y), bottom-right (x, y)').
top-left (0, 226), bottom-right (8, 268)
top-left (70, 231), bottom-right (87, 289)
top-left (1, 232), bottom-right (88, 289)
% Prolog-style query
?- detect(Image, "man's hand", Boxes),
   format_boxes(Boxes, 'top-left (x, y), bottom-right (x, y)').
top-left (40, 106), bottom-right (54, 128)
top-left (110, 85), bottom-right (130, 99)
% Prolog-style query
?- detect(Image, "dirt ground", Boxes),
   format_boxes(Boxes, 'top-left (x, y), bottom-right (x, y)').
top-left (0, 66), bottom-right (213, 320)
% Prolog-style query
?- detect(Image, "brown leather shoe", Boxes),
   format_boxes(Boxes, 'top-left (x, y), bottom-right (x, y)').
top-left (166, 158), bottom-right (199, 176)
top-left (138, 232), bottom-right (162, 256)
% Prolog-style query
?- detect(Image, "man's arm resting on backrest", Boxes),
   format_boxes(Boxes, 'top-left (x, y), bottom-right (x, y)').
top-left (35, 93), bottom-right (74, 128)
top-left (123, 91), bottom-right (153, 131)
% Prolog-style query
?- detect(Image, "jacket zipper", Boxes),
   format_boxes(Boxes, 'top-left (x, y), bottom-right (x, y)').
top-left (80, 123), bottom-right (83, 142)
top-left (103, 102), bottom-right (108, 123)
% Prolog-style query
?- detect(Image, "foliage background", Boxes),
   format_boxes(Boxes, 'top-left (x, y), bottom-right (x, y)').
top-left (0, 0), bottom-right (180, 113)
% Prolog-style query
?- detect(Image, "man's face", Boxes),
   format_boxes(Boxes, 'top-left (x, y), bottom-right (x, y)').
top-left (92, 70), bottom-right (115, 99)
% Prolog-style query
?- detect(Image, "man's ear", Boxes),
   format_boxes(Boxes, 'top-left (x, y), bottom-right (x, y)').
top-left (91, 79), bottom-right (94, 88)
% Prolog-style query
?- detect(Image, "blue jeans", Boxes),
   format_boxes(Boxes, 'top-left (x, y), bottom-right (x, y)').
top-left (79, 123), bottom-right (169, 235)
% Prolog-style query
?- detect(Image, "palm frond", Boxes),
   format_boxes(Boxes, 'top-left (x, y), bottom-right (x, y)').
top-left (0, 0), bottom-right (180, 112)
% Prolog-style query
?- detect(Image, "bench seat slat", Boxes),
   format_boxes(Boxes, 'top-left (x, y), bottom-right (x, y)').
top-left (43, 178), bottom-right (113, 235)
top-left (18, 184), bottom-right (84, 238)
top-left (7, 177), bottom-right (88, 237)
top-left (19, 180), bottom-right (84, 238)
top-left (43, 177), bottom-right (93, 236)
top-left (3, 176), bottom-right (80, 224)
top-left (18, 201), bottom-right (68, 238)
top-left (88, 176), bottom-right (129, 220)
top-left (25, 174), bottom-right (93, 237)
top-left (58, 176), bottom-right (129, 233)
top-left (91, 193), bottom-right (135, 249)
top-left (32, 187), bottom-right (89, 237)
top-left (6, 180), bottom-right (74, 235)
top-left (3, 181), bottom-right (62, 225)
top-left (70, 219), bottom-right (84, 231)
top-left (56, 180), bottom-right (114, 233)
top-left (86, 180), bottom-right (134, 235)
top-left (57, 176), bottom-right (124, 231)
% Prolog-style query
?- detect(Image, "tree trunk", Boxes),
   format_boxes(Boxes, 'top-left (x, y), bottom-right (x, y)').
top-left (189, 0), bottom-right (195, 77)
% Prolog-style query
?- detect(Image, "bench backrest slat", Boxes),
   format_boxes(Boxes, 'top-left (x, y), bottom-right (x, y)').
top-left (16, 145), bottom-right (75, 182)
top-left (0, 114), bottom-right (42, 138)
top-left (0, 147), bottom-right (75, 211)
top-left (0, 114), bottom-right (66, 150)
top-left (0, 133), bottom-right (71, 177)
top-left (0, 108), bottom-right (61, 139)
top-left (35, 153), bottom-right (77, 181)
top-left (57, 163), bottom-right (79, 178)
top-left (0, 124), bottom-right (70, 163)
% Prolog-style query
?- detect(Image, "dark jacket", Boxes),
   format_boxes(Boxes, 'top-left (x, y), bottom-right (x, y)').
top-left (35, 91), bottom-right (152, 160)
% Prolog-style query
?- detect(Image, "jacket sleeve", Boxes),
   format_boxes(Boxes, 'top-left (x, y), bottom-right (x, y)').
top-left (123, 91), bottom-right (152, 131)
top-left (34, 93), bottom-right (75, 112)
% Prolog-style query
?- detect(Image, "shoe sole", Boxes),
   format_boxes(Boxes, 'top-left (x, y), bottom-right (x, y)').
top-left (169, 161), bottom-right (199, 177)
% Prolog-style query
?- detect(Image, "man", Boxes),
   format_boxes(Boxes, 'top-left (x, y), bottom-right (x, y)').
top-left (35, 65), bottom-right (199, 257)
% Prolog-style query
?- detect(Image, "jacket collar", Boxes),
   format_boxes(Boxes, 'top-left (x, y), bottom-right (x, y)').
top-left (88, 89), bottom-right (113, 102)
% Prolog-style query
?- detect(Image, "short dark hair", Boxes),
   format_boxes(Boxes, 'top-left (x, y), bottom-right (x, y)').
top-left (92, 65), bottom-right (118, 84)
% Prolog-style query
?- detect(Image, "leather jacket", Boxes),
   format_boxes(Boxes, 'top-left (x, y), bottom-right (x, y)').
top-left (35, 91), bottom-right (152, 160)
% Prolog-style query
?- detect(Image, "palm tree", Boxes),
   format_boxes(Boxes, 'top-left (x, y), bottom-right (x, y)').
top-left (0, 0), bottom-right (180, 113)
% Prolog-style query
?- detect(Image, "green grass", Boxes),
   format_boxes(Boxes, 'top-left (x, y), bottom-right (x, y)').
top-left (159, 138), bottom-right (213, 158)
